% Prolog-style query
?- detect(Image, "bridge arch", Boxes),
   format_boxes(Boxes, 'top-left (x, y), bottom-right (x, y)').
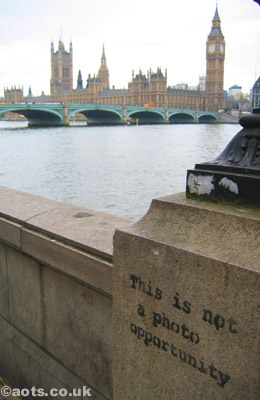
top-left (127, 109), bottom-right (165, 124)
top-left (169, 111), bottom-right (195, 124)
top-left (69, 107), bottom-right (123, 125)
top-left (0, 106), bottom-right (64, 126)
top-left (198, 113), bottom-right (218, 123)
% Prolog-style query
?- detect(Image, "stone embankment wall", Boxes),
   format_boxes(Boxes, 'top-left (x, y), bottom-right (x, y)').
top-left (0, 186), bottom-right (127, 400)
top-left (1, 185), bottom-right (259, 400)
top-left (218, 112), bottom-right (239, 123)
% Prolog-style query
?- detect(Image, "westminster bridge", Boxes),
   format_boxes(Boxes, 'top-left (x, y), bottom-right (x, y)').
top-left (0, 103), bottom-right (218, 126)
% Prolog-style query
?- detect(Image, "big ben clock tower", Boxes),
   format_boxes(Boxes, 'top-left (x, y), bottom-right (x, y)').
top-left (206, 5), bottom-right (225, 111)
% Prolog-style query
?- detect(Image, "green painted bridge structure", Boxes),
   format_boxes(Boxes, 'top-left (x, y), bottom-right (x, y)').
top-left (0, 103), bottom-right (219, 126)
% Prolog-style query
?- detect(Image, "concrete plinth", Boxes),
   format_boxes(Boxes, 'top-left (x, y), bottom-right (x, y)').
top-left (113, 193), bottom-right (260, 400)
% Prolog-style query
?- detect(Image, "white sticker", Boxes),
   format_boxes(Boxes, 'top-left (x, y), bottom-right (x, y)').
top-left (219, 177), bottom-right (239, 194)
top-left (187, 173), bottom-right (214, 195)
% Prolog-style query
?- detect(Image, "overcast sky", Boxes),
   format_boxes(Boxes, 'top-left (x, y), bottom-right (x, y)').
top-left (0, 0), bottom-right (259, 97)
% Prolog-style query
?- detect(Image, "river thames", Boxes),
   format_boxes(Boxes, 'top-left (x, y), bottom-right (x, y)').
top-left (0, 121), bottom-right (239, 221)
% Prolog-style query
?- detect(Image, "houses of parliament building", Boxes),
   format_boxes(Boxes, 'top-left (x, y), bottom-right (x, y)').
top-left (49, 6), bottom-right (225, 112)
top-left (5, 6), bottom-right (225, 112)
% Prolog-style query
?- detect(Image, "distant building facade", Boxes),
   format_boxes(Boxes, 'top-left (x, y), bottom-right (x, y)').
top-left (228, 85), bottom-right (242, 100)
top-left (252, 77), bottom-right (260, 109)
top-left (4, 87), bottom-right (23, 102)
top-left (50, 39), bottom-right (73, 96)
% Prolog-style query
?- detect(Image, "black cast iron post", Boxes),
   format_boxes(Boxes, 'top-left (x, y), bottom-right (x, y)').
top-left (186, 108), bottom-right (260, 206)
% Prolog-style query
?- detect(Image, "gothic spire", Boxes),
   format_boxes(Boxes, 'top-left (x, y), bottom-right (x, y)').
top-left (101, 44), bottom-right (106, 66)
top-left (209, 5), bottom-right (223, 37)
top-left (213, 4), bottom-right (221, 23)
top-left (98, 43), bottom-right (109, 88)
top-left (77, 70), bottom-right (83, 90)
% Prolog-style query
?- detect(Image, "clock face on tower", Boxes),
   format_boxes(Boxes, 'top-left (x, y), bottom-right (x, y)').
top-left (208, 44), bottom-right (215, 53)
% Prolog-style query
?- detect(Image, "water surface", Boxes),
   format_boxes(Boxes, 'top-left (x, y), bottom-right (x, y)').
top-left (0, 121), bottom-right (239, 220)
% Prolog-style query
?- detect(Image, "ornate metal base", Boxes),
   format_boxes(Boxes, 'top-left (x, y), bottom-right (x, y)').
top-left (186, 109), bottom-right (260, 206)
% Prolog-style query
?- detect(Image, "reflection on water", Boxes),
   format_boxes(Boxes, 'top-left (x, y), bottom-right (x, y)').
top-left (0, 121), bottom-right (239, 220)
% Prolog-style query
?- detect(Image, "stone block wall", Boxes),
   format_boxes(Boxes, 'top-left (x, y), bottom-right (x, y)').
top-left (0, 186), bottom-right (127, 400)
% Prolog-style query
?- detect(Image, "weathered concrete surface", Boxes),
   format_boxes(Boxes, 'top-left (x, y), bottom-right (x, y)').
top-left (113, 193), bottom-right (260, 400)
top-left (0, 317), bottom-right (108, 400)
top-left (0, 186), bottom-right (128, 399)
top-left (0, 376), bottom-right (21, 400)
top-left (0, 186), bottom-right (127, 260)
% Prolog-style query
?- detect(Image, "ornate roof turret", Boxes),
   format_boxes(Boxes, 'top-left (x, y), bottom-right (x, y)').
top-left (208, 5), bottom-right (223, 37)
top-left (98, 44), bottom-right (109, 88)
top-left (58, 39), bottom-right (65, 51)
top-left (77, 70), bottom-right (83, 90)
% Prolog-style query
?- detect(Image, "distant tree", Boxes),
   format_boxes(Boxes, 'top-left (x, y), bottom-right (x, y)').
top-left (224, 92), bottom-right (251, 112)
top-left (224, 97), bottom-right (235, 112)
top-left (238, 93), bottom-right (252, 112)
